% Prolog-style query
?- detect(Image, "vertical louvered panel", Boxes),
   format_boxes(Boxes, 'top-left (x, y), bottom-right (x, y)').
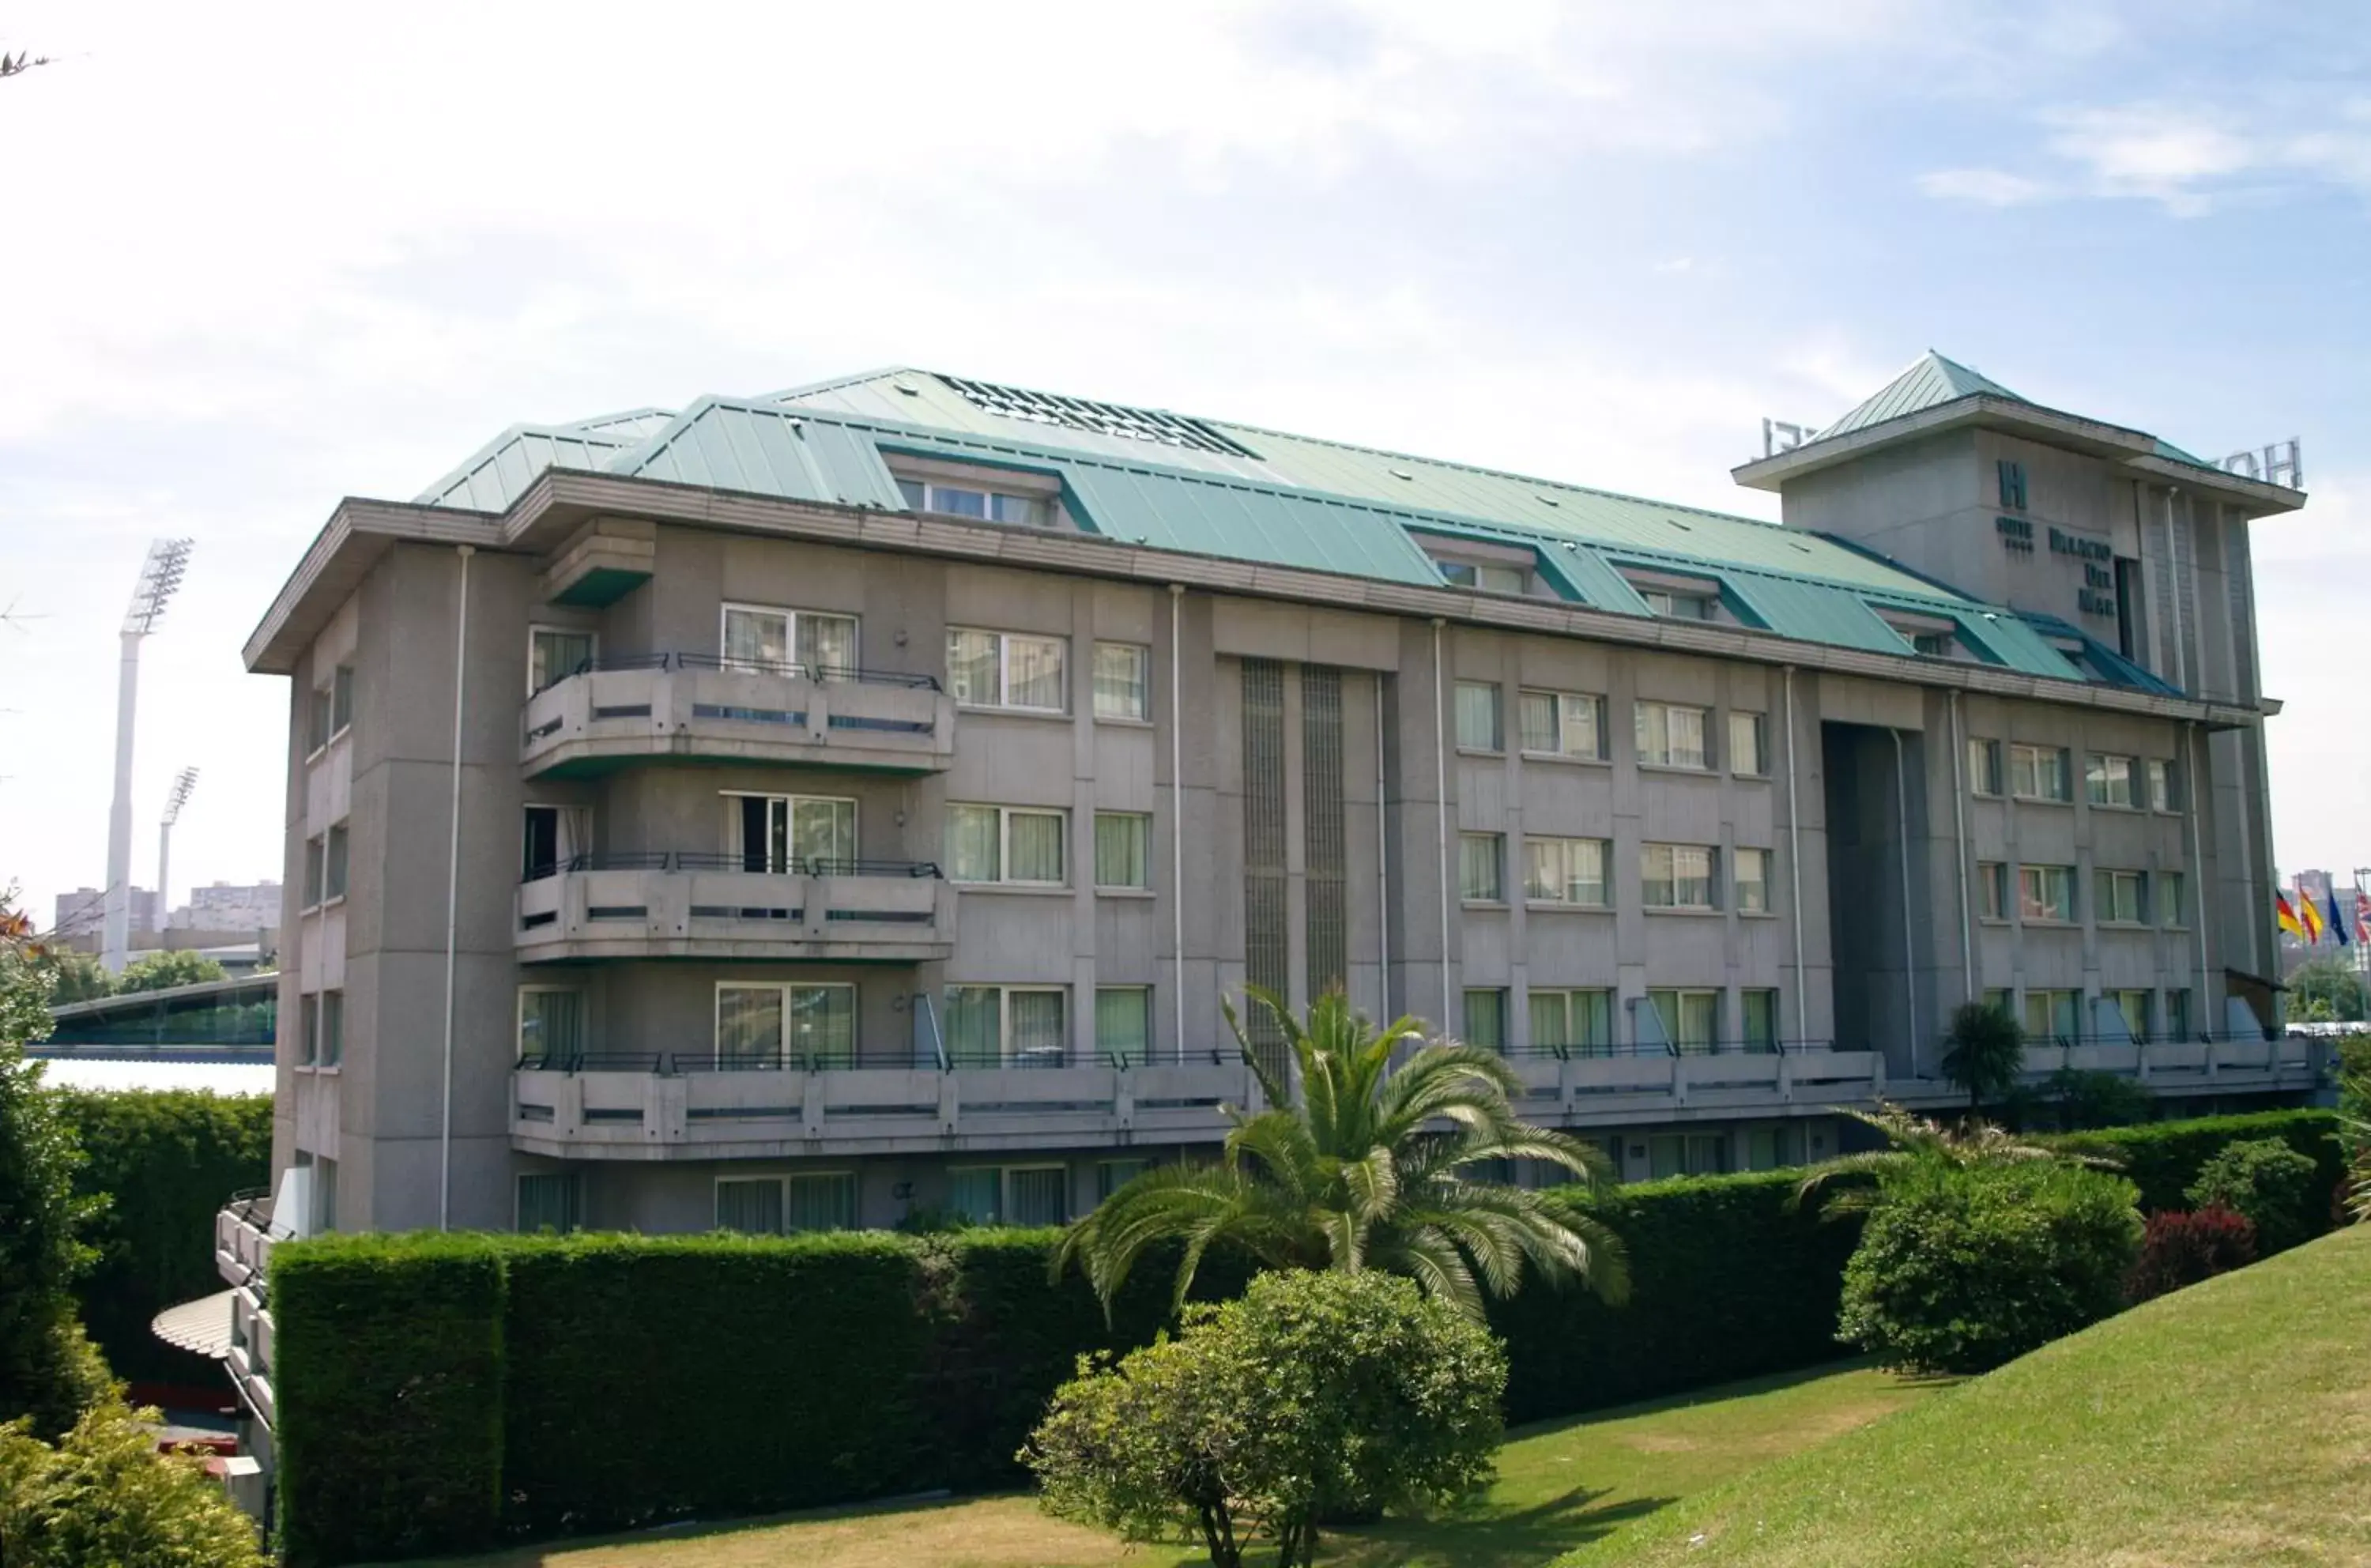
top-left (1302, 666), bottom-right (1348, 1001)
top-left (1242, 660), bottom-right (1288, 1069)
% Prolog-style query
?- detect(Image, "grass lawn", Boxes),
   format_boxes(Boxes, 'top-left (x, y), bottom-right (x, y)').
top-left (422, 1359), bottom-right (1935, 1568)
top-left (1566, 1223), bottom-right (2371, 1568)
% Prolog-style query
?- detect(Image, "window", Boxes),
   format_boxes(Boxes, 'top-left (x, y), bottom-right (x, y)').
top-left (2159, 871), bottom-right (2186, 928)
top-left (1977, 861), bottom-right (2009, 920)
top-left (1743, 1124), bottom-right (1803, 1171)
top-left (944, 986), bottom-right (1068, 1069)
top-left (1462, 989), bottom-right (1506, 1052)
top-left (307, 684), bottom-right (334, 754)
top-left (2010, 743), bottom-right (2070, 801)
top-left (1649, 989), bottom-right (1721, 1053)
top-left (299, 993), bottom-right (320, 1067)
top-left (323, 823), bottom-right (349, 902)
top-left (896, 476), bottom-right (1050, 528)
top-left (2022, 989), bottom-right (2081, 1042)
top-left (947, 804), bottom-right (1066, 885)
top-left (1093, 812), bottom-right (1150, 890)
top-left (319, 989), bottom-right (343, 1068)
top-left (330, 665), bottom-right (354, 735)
top-left (1967, 737), bottom-right (2003, 796)
top-left (2086, 753), bottom-right (2138, 808)
top-left (1741, 989), bottom-right (1780, 1051)
top-left (303, 836), bottom-right (325, 907)
top-left (715, 1177), bottom-right (785, 1234)
top-left (728, 793), bottom-right (858, 873)
top-left (2095, 869), bottom-right (2147, 925)
top-left (1454, 682), bottom-right (1502, 752)
top-left (1728, 711), bottom-right (1766, 776)
top-left (1095, 987), bottom-right (1152, 1066)
top-left (1734, 848), bottom-right (1771, 914)
top-left (1910, 631), bottom-right (1954, 658)
top-left (722, 604), bottom-right (858, 676)
top-left (947, 628), bottom-right (1066, 711)
top-left (1983, 987), bottom-right (2013, 1018)
top-left (2114, 989), bottom-right (2152, 1041)
top-left (311, 1156), bottom-right (338, 1234)
top-left (1642, 843), bottom-right (1716, 910)
top-left (2019, 864), bottom-right (2075, 922)
top-left (518, 989), bottom-right (584, 1065)
top-left (517, 1173), bottom-right (583, 1234)
top-left (1096, 1159), bottom-right (1150, 1201)
top-left (1517, 689), bottom-right (1605, 760)
top-left (523, 807), bottom-right (560, 880)
top-left (2166, 988), bottom-right (2193, 1041)
top-left (1458, 833), bottom-right (1504, 903)
top-left (1529, 989), bottom-right (1613, 1057)
top-left (714, 982), bottom-right (856, 1069)
top-left (1639, 588), bottom-right (1716, 620)
top-left (529, 626), bottom-right (595, 694)
top-left (1525, 837), bottom-right (1609, 906)
top-left (950, 1165), bottom-right (1070, 1227)
top-left (787, 1174), bottom-right (858, 1232)
top-left (1436, 559), bottom-right (1528, 594)
top-left (1648, 1133), bottom-right (1729, 1178)
top-left (1634, 702), bottom-right (1709, 769)
top-left (1091, 643), bottom-right (1150, 721)
top-left (2146, 759), bottom-right (2180, 812)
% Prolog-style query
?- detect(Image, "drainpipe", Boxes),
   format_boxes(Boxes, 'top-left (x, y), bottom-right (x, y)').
top-left (2185, 722), bottom-right (2211, 1031)
top-left (1432, 619), bottom-right (1451, 1029)
top-left (1783, 669), bottom-right (1807, 1047)
top-left (1948, 692), bottom-right (1974, 1002)
top-left (1375, 672), bottom-right (1390, 1019)
top-left (1169, 585), bottom-right (1186, 1063)
top-left (1889, 727), bottom-right (1918, 1079)
top-left (439, 544), bottom-right (473, 1232)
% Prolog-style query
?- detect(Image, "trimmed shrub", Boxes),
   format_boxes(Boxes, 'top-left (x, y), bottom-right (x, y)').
top-left (2184, 1137), bottom-right (2320, 1254)
top-left (0, 1397), bottom-right (266, 1567)
top-left (272, 1232), bottom-right (507, 1568)
top-left (2050, 1108), bottom-right (2341, 1217)
top-left (499, 1231), bottom-right (932, 1538)
top-left (50, 1088), bottom-right (271, 1385)
top-left (1489, 1170), bottom-right (1862, 1423)
top-left (1836, 1158), bottom-right (2143, 1374)
top-left (2124, 1204), bottom-right (2256, 1303)
top-left (1027, 1271), bottom-right (1504, 1568)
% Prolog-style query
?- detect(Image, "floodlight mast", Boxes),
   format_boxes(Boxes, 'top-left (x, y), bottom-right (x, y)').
top-left (103, 539), bottom-right (193, 973)
top-left (156, 766), bottom-right (200, 940)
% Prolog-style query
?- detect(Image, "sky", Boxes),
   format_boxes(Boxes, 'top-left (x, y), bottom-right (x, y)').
top-left (2, 0), bottom-right (2366, 928)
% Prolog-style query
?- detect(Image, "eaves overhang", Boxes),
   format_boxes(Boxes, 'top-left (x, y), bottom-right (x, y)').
top-left (243, 469), bottom-right (2266, 729)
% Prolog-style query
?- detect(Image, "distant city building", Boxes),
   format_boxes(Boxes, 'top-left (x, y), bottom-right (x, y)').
top-left (53, 886), bottom-right (160, 937)
top-left (172, 880), bottom-right (283, 933)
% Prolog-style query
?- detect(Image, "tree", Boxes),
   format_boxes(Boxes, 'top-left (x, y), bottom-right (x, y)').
top-left (110, 950), bottom-right (225, 996)
top-left (2289, 955), bottom-right (2365, 1024)
top-left (2185, 1137), bottom-right (2320, 1255)
top-left (1026, 1269), bottom-right (1506, 1568)
top-left (1938, 1001), bottom-right (2026, 1115)
top-left (0, 1399), bottom-right (267, 1567)
top-left (1054, 989), bottom-right (1627, 1321)
top-left (33, 951), bottom-right (111, 1006)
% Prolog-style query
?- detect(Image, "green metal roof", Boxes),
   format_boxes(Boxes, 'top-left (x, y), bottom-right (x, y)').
top-left (1814, 352), bottom-right (2026, 442)
top-left (415, 366), bottom-right (2117, 685)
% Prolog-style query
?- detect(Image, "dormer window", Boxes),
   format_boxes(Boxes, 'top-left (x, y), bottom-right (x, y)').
top-left (1619, 567), bottom-right (1725, 622)
top-left (896, 477), bottom-right (1046, 527)
top-left (1640, 589), bottom-right (1714, 620)
top-left (888, 457), bottom-right (1062, 530)
top-left (1418, 534), bottom-right (1536, 597)
top-left (1878, 609), bottom-right (1965, 660)
top-left (1438, 560), bottom-right (1528, 594)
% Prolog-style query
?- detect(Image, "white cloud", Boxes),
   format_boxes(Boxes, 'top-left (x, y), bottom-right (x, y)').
top-left (1916, 167), bottom-right (2052, 206)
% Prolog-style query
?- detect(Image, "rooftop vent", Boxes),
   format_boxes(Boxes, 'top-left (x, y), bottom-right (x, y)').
top-left (940, 375), bottom-right (1257, 458)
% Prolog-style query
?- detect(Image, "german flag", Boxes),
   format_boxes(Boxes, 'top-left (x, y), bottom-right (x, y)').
top-left (2275, 891), bottom-right (2306, 940)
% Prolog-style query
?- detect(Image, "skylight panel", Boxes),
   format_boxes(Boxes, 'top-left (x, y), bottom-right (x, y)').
top-left (940, 374), bottom-right (1257, 458)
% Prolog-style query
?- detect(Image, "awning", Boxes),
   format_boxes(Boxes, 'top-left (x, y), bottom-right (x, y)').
top-left (151, 1291), bottom-right (237, 1359)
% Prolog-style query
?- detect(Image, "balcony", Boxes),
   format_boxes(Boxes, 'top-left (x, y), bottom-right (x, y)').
top-left (516, 854), bottom-right (955, 963)
top-left (521, 655), bottom-right (956, 778)
top-left (2011, 1032), bottom-right (2324, 1095)
top-left (214, 1194), bottom-right (277, 1427)
top-left (510, 1050), bottom-right (1253, 1159)
top-left (1492, 1039), bottom-right (1886, 1125)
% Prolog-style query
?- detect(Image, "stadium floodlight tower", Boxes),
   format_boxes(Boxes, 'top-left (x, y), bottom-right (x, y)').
top-left (156, 766), bottom-right (200, 938)
top-left (102, 539), bottom-right (193, 974)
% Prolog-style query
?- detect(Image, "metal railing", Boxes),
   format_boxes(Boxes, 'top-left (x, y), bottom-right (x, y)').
top-left (1494, 1037), bottom-right (1830, 1061)
top-left (517, 1042), bottom-right (1242, 1075)
top-left (530, 651), bottom-right (940, 693)
top-left (523, 852), bottom-right (941, 883)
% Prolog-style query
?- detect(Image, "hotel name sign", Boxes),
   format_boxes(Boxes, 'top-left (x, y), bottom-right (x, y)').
top-left (1992, 461), bottom-right (2116, 620)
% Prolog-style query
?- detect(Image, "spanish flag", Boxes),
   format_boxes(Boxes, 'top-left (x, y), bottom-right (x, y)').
top-left (2276, 891), bottom-right (2306, 940)
top-left (2300, 888), bottom-right (2327, 943)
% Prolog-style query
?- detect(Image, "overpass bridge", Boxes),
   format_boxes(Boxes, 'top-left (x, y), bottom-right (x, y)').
top-left (36, 974), bottom-right (277, 1065)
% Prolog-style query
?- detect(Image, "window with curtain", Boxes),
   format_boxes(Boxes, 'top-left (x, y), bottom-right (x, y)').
top-left (1642, 843), bottom-right (1715, 908)
top-left (1524, 837), bottom-right (1608, 906)
top-left (786, 984), bottom-right (857, 1068)
top-left (2095, 869), bottom-right (2146, 924)
top-left (1634, 702), bottom-right (1709, 769)
top-left (2147, 759), bottom-right (2181, 812)
top-left (299, 995), bottom-right (319, 1066)
top-left (1092, 643), bottom-right (1150, 720)
top-left (1518, 689), bottom-right (1604, 759)
top-left (1095, 987), bottom-right (1152, 1065)
top-left (947, 804), bottom-right (1065, 885)
top-left (942, 986), bottom-right (1001, 1066)
top-left (320, 989), bottom-right (344, 1067)
top-left (945, 628), bottom-right (1000, 705)
top-left (2011, 743), bottom-right (2070, 801)
top-left (1094, 812), bottom-right (1150, 888)
top-left (518, 989), bottom-right (583, 1062)
top-left (330, 664), bottom-right (355, 733)
top-left (1967, 737), bottom-right (2003, 795)
top-left (2159, 871), bottom-right (2185, 927)
top-left (1462, 989), bottom-right (1506, 1051)
top-left (715, 1178), bottom-right (785, 1234)
top-left (1733, 848), bottom-right (1770, 914)
top-left (1097, 1159), bottom-right (1150, 1200)
top-left (2167, 989), bottom-right (2192, 1039)
top-left (1977, 861), bottom-right (2008, 919)
top-left (723, 605), bottom-right (790, 669)
top-left (948, 1168), bottom-right (1001, 1224)
top-left (2022, 989), bottom-right (2080, 1041)
top-left (516, 1173), bottom-right (582, 1233)
top-left (786, 1173), bottom-right (858, 1231)
top-left (1006, 635), bottom-right (1066, 710)
top-left (2116, 989), bottom-right (2152, 1039)
top-left (946, 805), bottom-right (1001, 882)
top-left (1453, 682), bottom-right (1502, 752)
top-left (2085, 753), bottom-right (2138, 808)
top-left (1007, 810), bottom-right (1065, 884)
top-left (1728, 711), bottom-right (1766, 775)
top-left (324, 822), bottom-right (349, 900)
top-left (1744, 1125), bottom-right (1801, 1171)
top-left (1005, 1167), bottom-right (1070, 1227)
top-left (795, 612), bottom-right (858, 674)
top-left (2019, 864), bottom-right (2075, 922)
top-left (715, 985), bottom-right (785, 1067)
top-left (304, 837), bottom-right (325, 906)
top-left (1008, 989), bottom-right (1066, 1067)
top-left (1459, 834), bottom-right (1503, 903)
top-left (1649, 988), bottom-right (1720, 1052)
top-left (1529, 989), bottom-right (1613, 1057)
top-left (1742, 989), bottom-right (1779, 1050)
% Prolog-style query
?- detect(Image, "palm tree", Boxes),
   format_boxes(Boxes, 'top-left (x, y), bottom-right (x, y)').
top-left (1053, 989), bottom-right (1629, 1321)
top-left (1792, 1102), bottom-right (2114, 1217)
top-left (1937, 1001), bottom-right (2026, 1117)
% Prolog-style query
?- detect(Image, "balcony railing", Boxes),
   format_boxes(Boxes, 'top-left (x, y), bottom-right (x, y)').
top-left (515, 858), bottom-right (956, 962)
top-left (1493, 1038), bottom-right (1832, 1061)
top-left (521, 654), bottom-right (956, 777)
top-left (518, 1042), bottom-right (1243, 1075)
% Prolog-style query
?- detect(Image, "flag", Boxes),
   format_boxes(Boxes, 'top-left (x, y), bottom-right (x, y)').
top-left (2356, 890), bottom-right (2370, 946)
top-left (2299, 888), bottom-right (2326, 943)
top-left (2275, 891), bottom-right (2305, 940)
top-left (2331, 890), bottom-right (2353, 948)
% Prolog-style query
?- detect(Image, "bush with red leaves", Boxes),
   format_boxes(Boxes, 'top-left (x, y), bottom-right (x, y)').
top-left (2124, 1204), bottom-right (2257, 1304)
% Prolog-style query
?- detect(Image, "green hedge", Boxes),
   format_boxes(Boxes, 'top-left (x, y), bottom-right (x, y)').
top-left (49, 1088), bottom-right (271, 1385)
top-left (2049, 1109), bottom-right (2342, 1219)
top-left (272, 1234), bottom-right (507, 1568)
top-left (1490, 1170), bottom-right (1863, 1423)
